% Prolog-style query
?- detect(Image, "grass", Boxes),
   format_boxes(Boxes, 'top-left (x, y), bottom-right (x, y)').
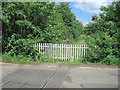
top-left (2, 54), bottom-right (63, 64)
top-left (2, 54), bottom-right (34, 64)
top-left (64, 60), bottom-right (82, 65)
top-left (1, 53), bottom-right (93, 65)
top-left (41, 57), bottom-right (62, 63)
top-left (1, 54), bottom-right (84, 65)
top-left (2, 54), bottom-right (118, 66)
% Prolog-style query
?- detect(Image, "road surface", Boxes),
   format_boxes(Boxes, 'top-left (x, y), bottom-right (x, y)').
top-left (0, 62), bottom-right (118, 89)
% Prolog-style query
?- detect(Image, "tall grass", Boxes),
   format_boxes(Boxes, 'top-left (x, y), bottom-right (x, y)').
top-left (2, 53), bottom-right (84, 65)
top-left (2, 54), bottom-right (38, 64)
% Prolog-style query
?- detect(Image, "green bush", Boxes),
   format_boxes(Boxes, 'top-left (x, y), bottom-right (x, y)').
top-left (100, 55), bottom-right (119, 65)
top-left (84, 31), bottom-right (119, 65)
top-left (83, 2), bottom-right (119, 65)
top-left (4, 34), bottom-right (42, 61)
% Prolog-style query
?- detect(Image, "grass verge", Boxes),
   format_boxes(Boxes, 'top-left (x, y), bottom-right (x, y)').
top-left (2, 54), bottom-right (33, 64)
top-left (1, 54), bottom-right (84, 65)
top-left (2, 54), bottom-right (118, 66)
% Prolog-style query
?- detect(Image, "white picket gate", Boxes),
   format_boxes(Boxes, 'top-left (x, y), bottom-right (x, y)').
top-left (35, 43), bottom-right (88, 60)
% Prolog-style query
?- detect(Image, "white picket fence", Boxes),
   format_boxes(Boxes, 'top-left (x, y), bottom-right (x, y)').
top-left (35, 43), bottom-right (88, 60)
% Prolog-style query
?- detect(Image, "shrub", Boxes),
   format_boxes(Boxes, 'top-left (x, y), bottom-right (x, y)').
top-left (4, 34), bottom-right (42, 61)
top-left (84, 31), bottom-right (119, 65)
top-left (100, 55), bottom-right (119, 65)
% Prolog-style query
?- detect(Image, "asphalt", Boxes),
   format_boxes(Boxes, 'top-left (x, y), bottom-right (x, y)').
top-left (0, 62), bottom-right (118, 89)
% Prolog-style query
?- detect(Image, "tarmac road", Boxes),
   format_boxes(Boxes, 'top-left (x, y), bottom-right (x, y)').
top-left (0, 62), bottom-right (118, 89)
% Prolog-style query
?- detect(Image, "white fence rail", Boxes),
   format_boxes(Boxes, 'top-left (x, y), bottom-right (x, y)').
top-left (35, 43), bottom-right (88, 60)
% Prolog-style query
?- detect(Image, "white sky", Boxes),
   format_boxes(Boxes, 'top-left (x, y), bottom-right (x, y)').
top-left (54, 0), bottom-right (118, 14)
top-left (73, 0), bottom-right (117, 14)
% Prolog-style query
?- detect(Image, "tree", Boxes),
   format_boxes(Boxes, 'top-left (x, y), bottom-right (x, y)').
top-left (2, 2), bottom-right (62, 58)
top-left (2, 2), bottom-right (84, 61)
top-left (84, 1), bottom-right (119, 65)
top-left (56, 2), bottom-right (84, 42)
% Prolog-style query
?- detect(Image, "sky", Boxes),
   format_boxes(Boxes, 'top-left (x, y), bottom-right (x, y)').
top-left (55, 0), bottom-right (117, 26)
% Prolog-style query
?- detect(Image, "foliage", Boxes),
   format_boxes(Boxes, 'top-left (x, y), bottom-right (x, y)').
top-left (2, 53), bottom-right (45, 64)
top-left (2, 53), bottom-right (33, 63)
top-left (2, 2), bottom-right (84, 62)
top-left (56, 2), bottom-right (84, 42)
top-left (84, 1), bottom-right (119, 65)
top-left (5, 34), bottom-right (41, 60)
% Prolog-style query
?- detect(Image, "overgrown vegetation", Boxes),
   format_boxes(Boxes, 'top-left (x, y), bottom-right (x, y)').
top-left (1, 2), bottom-right (83, 63)
top-left (83, 1), bottom-right (119, 65)
top-left (1, 1), bottom-right (119, 65)
top-left (2, 53), bottom-right (83, 65)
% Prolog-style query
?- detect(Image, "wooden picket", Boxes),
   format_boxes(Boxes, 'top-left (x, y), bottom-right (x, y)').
top-left (35, 43), bottom-right (88, 60)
